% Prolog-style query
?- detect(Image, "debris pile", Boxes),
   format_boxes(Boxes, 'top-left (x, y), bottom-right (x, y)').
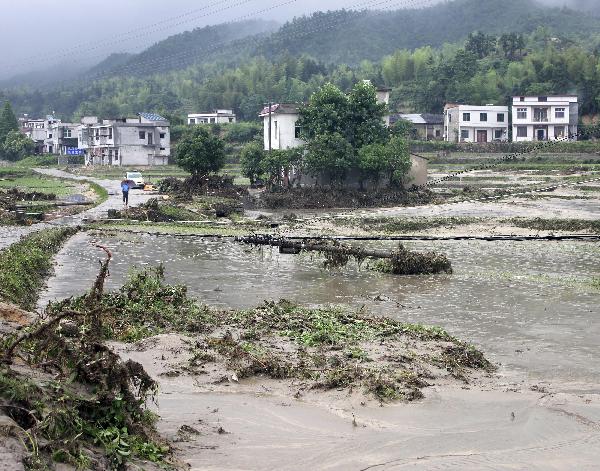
top-left (257, 187), bottom-right (436, 209)
top-left (235, 235), bottom-right (453, 275)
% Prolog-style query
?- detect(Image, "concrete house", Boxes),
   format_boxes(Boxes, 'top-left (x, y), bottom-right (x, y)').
top-left (19, 115), bottom-right (57, 154)
top-left (45, 121), bottom-right (81, 156)
top-left (390, 113), bottom-right (444, 140)
top-left (444, 104), bottom-right (509, 143)
top-left (188, 110), bottom-right (236, 125)
top-left (511, 95), bottom-right (578, 142)
top-left (84, 113), bottom-right (170, 166)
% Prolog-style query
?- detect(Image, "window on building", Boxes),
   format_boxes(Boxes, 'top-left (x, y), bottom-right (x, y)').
top-left (114, 150), bottom-right (119, 161)
top-left (139, 131), bottom-right (145, 140)
top-left (520, 97), bottom-right (525, 102)
top-left (480, 113), bottom-right (488, 122)
top-left (148, 133), bottom-right (153, 145)
top-left (160, 133), bottom-right (165, 139)
top-left (497, 113), bottom-right (505, 122)
top-left (108, 128), bottom-right (113, 139)
top-left (274, 121), bottom-right (278, 136)
top-left (555, 108), bottom-right (565, 119)
top-left (554, 126), bottom-right (565, 139)
top-left (210, 118), bottom-right (215, 123)
top-left (48, 133), bottom-right (53, 139)
top-left (517, 108), bottom-right (527, 119)
top-left (435, 130), bottom-right (441, 137)
top-left (539, 96), bottom-right (548, 102)
top-left (295, 125), bottom-right (301, 139)
top-left (463, 113), bottom-right (470, 122)
top-left (517, 126), bottom-right (528, 138)
top-left (494, 129), bottom-right (504, 139)
top-left (460, 130), bottom-right (469, 140)
top-left (160, 147), bottom-right (166, 151)
top-left (189, 119), bottom-right (196, 124)
top-left (228, 118), bottom-right (234, 123)
top-left (448, 114), bottom-right (452, 122)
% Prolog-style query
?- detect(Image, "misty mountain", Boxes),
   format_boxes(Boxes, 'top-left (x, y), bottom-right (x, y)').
top-left (92, 0), bottom-right (600, 79)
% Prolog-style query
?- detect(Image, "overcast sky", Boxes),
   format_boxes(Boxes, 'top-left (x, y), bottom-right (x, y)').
top-left (0, 0), bottom-right (589, 79)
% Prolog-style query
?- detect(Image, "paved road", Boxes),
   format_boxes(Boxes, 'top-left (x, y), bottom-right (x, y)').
top-left (0, 168), bottom-right (154, 250)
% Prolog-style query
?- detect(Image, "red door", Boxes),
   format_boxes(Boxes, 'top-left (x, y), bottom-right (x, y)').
top-left (477, 130), bottom-right (488, 143)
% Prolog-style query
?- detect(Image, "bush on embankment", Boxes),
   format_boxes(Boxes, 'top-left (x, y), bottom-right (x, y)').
top-left (0, 227), bottom-right (77, 310)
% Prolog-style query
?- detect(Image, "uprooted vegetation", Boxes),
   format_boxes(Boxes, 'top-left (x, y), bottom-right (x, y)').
top-left (0, 250), bottom-right (170, 470)
top-left (0, 188), bottom-right (57, 224)
top-left (236, 235), bottom-right (453, 275)
top-left (332, 216), bottom-right (480, 234)
top-left (50, 264), bottom-right (492, 404)
top-left (0, 227), bottom-right (78, 310)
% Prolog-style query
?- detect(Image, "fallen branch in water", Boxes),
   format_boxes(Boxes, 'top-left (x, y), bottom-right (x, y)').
top-left (235, 235), bottom-right (452, 275)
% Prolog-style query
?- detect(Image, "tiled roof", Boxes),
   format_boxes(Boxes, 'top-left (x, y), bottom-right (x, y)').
top-left (259, 103), bottom-right (301, 117)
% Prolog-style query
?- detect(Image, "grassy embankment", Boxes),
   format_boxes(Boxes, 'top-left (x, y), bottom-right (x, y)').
top-left (0, 227), bottom-right (78, 310)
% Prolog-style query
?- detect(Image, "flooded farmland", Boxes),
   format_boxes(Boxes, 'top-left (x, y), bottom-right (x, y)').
top-left (40, 230), bottom-right (600, 392)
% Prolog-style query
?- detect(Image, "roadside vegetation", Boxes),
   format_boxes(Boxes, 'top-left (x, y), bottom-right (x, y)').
top-left (0, 227), bottom-right (77, 309)
top-left (504, 218), bottom-right (600, 234)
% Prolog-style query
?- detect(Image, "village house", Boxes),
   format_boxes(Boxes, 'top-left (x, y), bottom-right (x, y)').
top-left (83, 113), bottom-right (171, 166)
top-left (187, 110), bottom-right (236, 125)
top-left (45, 121), bottom-right (81, 156)
top-left (390, 113), bottom-right (444, 140)
top-left (19, 115), bottom-right (58, 154)
top-left (444, 104), bottom-right (509, 143)
top-left (511, 95), bottom-right (578, 142)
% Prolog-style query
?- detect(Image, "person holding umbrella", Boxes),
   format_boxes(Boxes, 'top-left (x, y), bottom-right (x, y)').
top-left (121, 179), bottom-right (132, 207)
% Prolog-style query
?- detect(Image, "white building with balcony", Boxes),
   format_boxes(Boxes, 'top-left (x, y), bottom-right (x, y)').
top-left (188, 110), bottom-right (236, 125)
top-left (511, 96), bottom-right (578, 142)
top-left (444, 104), bottom-right (509, 143)
top-left (84, 113), bottom-right (170, 166)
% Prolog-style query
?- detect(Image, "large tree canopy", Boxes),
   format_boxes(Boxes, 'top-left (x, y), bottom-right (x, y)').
top-left (175, 126), bottom-right (225, 177)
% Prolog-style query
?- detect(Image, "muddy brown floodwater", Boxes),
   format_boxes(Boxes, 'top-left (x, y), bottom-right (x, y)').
top-left (38, 231), bottom-right (600, 470)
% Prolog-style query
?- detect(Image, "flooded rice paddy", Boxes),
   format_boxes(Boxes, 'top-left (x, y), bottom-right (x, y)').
top-left (40, 231), bottom-right (600, 391)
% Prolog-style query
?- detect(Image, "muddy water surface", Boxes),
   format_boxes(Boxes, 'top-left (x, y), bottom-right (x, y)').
top-left (41, 231), bottom-right (600, 391)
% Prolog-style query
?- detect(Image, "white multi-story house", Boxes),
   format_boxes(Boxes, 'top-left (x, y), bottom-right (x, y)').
top-left (188, 110), bottom-right (236, 125)
top-left (511, 95), bottom-right (578, 142)
top-left (84, 113), bottom-right (171, 166)
top-left (444, 104), bottom-right (509, 143)
top-left (19, 115), bottom-right (58, 154)
top-left (259, 103), bottom-right (303, 151)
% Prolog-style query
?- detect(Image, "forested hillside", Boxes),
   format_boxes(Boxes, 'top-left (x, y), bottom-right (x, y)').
top-left (2, 0), bottom-right (600, 121)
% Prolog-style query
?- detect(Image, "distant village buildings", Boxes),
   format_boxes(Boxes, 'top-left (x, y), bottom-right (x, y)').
top-left (511, 95), bottom-right (578, 142)
top-left (444, 104), bottom-right (509, 143)
top-left (188, 110), bottom-right (236, 125)
top-left (19, 112), bottom-right (171, 166)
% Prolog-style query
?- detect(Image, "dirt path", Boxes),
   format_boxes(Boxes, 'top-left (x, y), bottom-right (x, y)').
top-left (0, 168), bottom-right (154, 250)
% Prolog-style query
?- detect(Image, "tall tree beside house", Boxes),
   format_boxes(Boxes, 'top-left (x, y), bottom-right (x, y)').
top-left (297, 83), bottom-right (350, 141)
top-left (175, 126), bottom-right (226, 178)
top-left (0, 101), bottom-right (19, 154)
top-left (357, 135), bottom-right (411, 188)
top-left (305, 133), bottom-right (357, 186)
top-left (347, 81), bottom-right (388, 148)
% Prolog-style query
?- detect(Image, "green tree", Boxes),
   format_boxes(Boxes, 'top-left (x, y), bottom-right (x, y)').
top-left (260, 148), bottom-right (303, 189)
top-left (297, 83), bottom-right (349, 141)
top-left (2, 131), bottom-right (35, 162)
top-left (0, 101), bottom-right (19, 150)
top-left (358, 142), bottom-right (387, 187)
top-left (384, 136), bottom-right (412, 187)
top-left (304, 133), bottom-right (356, 185)
top-left (240, 141), bottom-right (266, 185)
top-left (347, 80), bottom-right (388, 148)
top-left (175, 126), bottom-right (225, 177)
top-left (465, 32), bottom-right (497, 59)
